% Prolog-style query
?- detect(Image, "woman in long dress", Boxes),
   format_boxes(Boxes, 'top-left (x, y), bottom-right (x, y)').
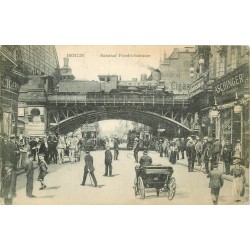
top-left (230, 156), bottom-right (246, 202)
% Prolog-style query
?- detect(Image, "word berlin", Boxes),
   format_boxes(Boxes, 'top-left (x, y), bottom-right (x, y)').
top-left (214, 73), bottom-right (245, 95)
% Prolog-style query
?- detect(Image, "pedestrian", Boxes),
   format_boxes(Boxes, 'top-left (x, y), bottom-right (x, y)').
top-left (195, 138), bottom-right (203, 166)
top-left (113, 136), bottom-right (119, 160)
top-left (203, 138), bottom-right (213, 173)
top-left (25, 153), bottom-right (35, 197)
top-left (133, 138), bottom-right (140, 163)
top-left (29, 137), bottom-right (38, 161)
top-left (186, 138), bottom-right (196, 172)
top-left (81, 150), bottom-right (97, 187)
top-left (169, 142), bottom-right (177, 164)
top-left (207, 164), bottom-right (224, 205)
top-left (37, 154), bottom-right (48, 190)
top-left (104, 146), bottom-right (113, 176)
top-left (0, 161), bottom-right (14, 205)
top-left (68, 139), bottom-right (76, 163)
top-left (179, 138), bottom-right (185, 159)
top-left (57, 136), bottom-right (66, 164)
top-left (212, 138), bottom-right (222, 165)
top-left (230, 156), bottom-right (246, 202)
top-left (159, 139), bottom-right (163, 157)
top-left (234, 139), bottom-right (242, 158)
top-left (39, 137), bottom-right (49, 164)
top-left (221, 139), bottom-right (233, 175)
top-left (5, 134), bottom-right (20, 198)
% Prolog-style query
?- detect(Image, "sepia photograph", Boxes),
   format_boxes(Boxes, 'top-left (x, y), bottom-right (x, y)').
top-left (0, 45), bottom-right (249, 205)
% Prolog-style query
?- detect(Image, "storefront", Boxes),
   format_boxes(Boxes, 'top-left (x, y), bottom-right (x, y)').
top-left (0, 77), bottom-right (19, 136)
top-left (214, 63), bottom-right (249, 166)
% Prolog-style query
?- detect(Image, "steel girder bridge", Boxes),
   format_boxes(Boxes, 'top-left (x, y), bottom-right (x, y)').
top-left (47, 93), bottom-right (193, 137)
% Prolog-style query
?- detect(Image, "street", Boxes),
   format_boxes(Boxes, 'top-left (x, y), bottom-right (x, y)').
top-left (14, 150), bottom-right (249, 205)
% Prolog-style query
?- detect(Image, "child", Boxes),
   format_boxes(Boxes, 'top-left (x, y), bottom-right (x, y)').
top-left (38, 154), bottom-right (48, 190)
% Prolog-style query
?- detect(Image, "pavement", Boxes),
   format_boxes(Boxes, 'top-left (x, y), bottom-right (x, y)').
top-left (16, 152), bottom-right (249, 188)
top-left (175, 157), bottom-right (249, 187)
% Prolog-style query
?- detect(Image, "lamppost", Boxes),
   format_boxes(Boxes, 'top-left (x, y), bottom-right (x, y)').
top-left (209, 98), bottom-right (220, 139)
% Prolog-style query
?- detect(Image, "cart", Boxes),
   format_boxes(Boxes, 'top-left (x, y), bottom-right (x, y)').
top-left (134, 164), bottom-right (176, 200)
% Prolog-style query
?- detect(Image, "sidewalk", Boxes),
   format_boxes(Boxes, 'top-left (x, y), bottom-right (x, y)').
top-left (177, 158), bottom-right (249, 188)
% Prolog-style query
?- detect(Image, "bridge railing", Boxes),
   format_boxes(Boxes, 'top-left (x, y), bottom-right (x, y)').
top-left (48, 93), bottom-right (189, 105)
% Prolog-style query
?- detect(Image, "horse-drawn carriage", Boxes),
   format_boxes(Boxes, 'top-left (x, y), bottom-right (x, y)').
top-left (134, 164), bottom-right (176, 200)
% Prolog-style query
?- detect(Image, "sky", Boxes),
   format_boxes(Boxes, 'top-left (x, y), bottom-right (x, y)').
top-left (55, 45), bottom-right (187, 81)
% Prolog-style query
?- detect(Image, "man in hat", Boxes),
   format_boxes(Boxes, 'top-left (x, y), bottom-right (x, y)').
top-left (29, 137), bottom-right (38, 161)
top-left (207, 164), bottom-right (224, 205)
top-left (159, 139), bottom-right (163, 157)
top-left (5, 134), bottom-right (20, 197)
top-left (203, 138), bottom-right (213, 173)
top-left (81, 150), bottom-right (97, 187)
top-left (133, 138), bottom-right (140, 163)
top-left (230, 156), bottom-right (246, 202)
top-left (113, 136), bottom-right (119, 161)
top-left (195, 138), bottom-right (203, 166)
top-left (104, 146), bottom-right (113, 176)
top-left (221, 139), bottom-right (233, 175)
top-left (0, 161), bottom-right (14, 205)
top-left (139, 150), bottom-right (152, 167)
top-left (212, 138), bottom-right (222, 165)
top-left (186, 138), bottom-right (196, 172)
top-left (25, 153), bottom-right (36, 197)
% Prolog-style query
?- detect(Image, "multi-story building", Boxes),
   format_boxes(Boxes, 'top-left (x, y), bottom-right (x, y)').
top-left (158, 46), bottom-right (195, 96)
top-left (188, 45), bottom-right (249, 166)
top-left (0, 45), bottom-right (28, 137)
top-left (17, 45), bottom-right (60, 138)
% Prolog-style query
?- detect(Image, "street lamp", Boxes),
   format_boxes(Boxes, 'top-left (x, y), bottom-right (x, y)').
top-left (189, 66), bottom-right (195, 78)
top-left (234, 91), bottom-right (243, 114)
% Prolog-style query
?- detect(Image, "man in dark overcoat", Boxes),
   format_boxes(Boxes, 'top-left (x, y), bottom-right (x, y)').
top-left (104, 146), bottom-right (113, 176)
top-left (113, 137), bottom-right (119, 160)
top-left (25, 153), bottom-right (35, 197)
top-left (221, 140), bottom-right (233, 175)
top-left (0, 161), bottom-right (14, 205)
top-left (207, 164), bottom-right (224, 205)
top-left (6, 134), bottom-right (20, 197)
top-left (81, 150), bottom-right (97, 187)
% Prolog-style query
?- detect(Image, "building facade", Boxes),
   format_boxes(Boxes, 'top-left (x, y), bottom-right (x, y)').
top-left (188, 45), bottom-right (249, 166)
top-left (0, 45), bottom-right (28, 137)
top-left (17, 45), bottom-right (60, 138)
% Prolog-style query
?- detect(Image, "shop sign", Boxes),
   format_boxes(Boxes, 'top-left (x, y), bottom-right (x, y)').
top-left (188, 77), bottom-right (205, 98)
top-left (1, 77), bottom-right (20, 93)
top-left (214, 64), bottom-right (249, 100)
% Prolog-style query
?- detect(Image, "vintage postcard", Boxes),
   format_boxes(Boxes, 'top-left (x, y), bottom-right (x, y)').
top-left (0, 45), bottom-right (249, 205)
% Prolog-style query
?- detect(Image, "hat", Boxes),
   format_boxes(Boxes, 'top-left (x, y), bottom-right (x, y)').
top-left (237, 139), bottom-right (241, 142)
top-left (232, 156), bottom-right (242, 164)
top-left (159, 139), bottom-right (162, 142)
top-left (213, 164), bottom-right (218, 168)
top-left (187, 137), bottom-right (191, 140)
top-left (134, 138), bottom-right (139, 141)
top-left (143, 150), bottom-right (148, 154)
top-left (203, 136), bottom-right (208, 140)
top-left (10, 134), bottom-right (15, 139)
top-left (85, 149), bottom-right (90, 153)
top-left (5, 161), bottom-right (13, 168)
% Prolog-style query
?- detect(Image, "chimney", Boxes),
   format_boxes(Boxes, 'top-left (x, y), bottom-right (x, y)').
top-left (63, 57), bottom-right (69, 68)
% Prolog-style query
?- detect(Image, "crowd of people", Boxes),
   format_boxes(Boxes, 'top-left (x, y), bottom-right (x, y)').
top-left (0, 132), bottom-right (247, 205)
